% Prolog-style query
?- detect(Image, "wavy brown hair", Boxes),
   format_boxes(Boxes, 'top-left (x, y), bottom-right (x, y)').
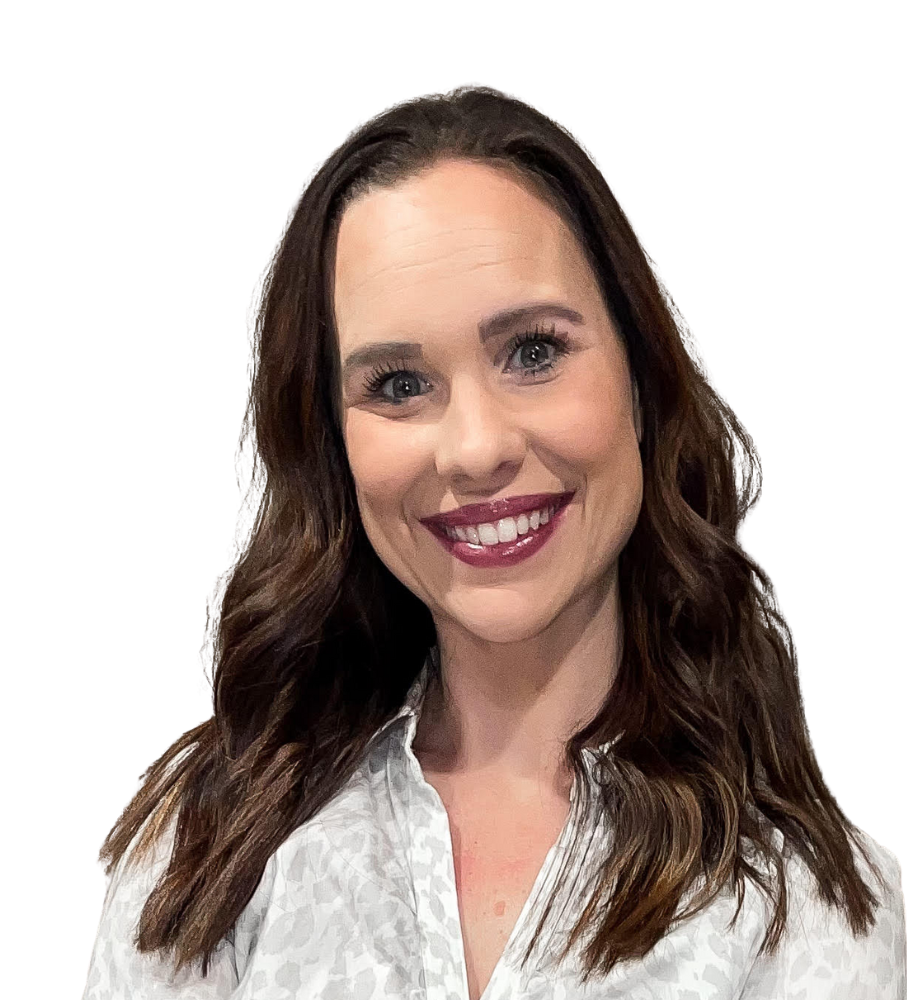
top-left (97, 84), bottom-right (890, 984)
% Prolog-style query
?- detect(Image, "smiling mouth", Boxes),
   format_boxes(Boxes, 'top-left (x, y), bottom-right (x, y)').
top-left (423, 494), bottom-right (572, 568)
top-left (428, 497), bottom-right (567, 547)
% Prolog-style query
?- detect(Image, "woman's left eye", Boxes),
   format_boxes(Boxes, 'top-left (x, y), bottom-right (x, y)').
top-left (361, 324), bottom-right (574, 407)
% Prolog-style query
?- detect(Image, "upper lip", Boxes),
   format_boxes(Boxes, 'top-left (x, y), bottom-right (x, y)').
top-left (419, 490), bottom-right (575, 528)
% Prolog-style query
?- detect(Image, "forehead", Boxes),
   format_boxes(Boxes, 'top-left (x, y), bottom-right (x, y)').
top-left (336, 159), bottom-right (570, 255)
top-left (332, 160), bottom-right (596, 335)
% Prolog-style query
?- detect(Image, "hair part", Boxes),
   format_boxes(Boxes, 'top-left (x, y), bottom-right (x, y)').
top-left (98, 84), bottom-right (890, 984)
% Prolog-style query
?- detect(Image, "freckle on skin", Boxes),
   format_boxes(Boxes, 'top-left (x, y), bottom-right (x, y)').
top-left (493, 900), bottom-right (506, 916)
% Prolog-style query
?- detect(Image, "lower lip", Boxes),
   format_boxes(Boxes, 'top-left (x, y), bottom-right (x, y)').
top-left (424, 499), bottom-right (573, 568)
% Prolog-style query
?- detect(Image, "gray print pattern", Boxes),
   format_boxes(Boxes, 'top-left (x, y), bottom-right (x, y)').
top-left (82, 648), bottom-right (907, 998)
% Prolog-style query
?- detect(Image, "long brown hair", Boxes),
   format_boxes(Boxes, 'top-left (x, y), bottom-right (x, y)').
top-left (98, 85), bottom-right (890, 984)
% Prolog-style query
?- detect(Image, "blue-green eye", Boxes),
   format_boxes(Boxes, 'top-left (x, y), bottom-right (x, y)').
top-left (362, 323), bottom-right (573, 406)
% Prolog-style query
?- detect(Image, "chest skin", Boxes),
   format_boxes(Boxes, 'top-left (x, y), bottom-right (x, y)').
top-left (421, 768), bottom-right (573, 1000)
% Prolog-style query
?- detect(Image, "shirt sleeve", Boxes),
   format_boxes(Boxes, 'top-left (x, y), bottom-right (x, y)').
top-left (81, 818), bottom-right (239, 1000)
top-left (740, 832), bottom-right (906, 999)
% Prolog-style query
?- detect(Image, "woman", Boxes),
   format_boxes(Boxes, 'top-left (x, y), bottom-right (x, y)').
top-left (82, 85), bottom-right (906, 999)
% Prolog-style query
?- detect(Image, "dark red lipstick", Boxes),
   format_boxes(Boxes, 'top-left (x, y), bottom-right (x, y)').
top-left (419, 490), bottom-right (576, 569)
top-left (419, 490), bottom-right (575, 530)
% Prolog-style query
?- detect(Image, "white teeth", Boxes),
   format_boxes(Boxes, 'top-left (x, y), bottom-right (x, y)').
top-left (442, 505), bottom-right (557, 546)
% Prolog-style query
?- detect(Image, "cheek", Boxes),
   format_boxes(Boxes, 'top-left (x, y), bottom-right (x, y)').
top-left (344, 411), bottom-right (420, 516)
top-left (538, 374), bottom-right (633, 468)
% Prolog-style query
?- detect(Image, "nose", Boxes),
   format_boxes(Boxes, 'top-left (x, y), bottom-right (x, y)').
top-left (432, 375), bottom-right (525, 482)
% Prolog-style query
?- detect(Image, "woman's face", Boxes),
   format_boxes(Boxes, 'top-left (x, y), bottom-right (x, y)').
top-left (333, 159), bottom-right (643, 645)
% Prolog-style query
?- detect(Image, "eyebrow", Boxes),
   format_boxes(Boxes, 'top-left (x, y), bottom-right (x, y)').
top-left (340, 301), bottom-right (585, 383)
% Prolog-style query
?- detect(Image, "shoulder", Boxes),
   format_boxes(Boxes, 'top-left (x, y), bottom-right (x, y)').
top-left (740, 827), bottom-right (906, 999)
top-left (853, 829), bottom-right (904, 904)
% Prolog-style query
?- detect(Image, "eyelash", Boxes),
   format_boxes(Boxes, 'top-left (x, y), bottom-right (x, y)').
top-left (361, 324), bottom-right (574, 406)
